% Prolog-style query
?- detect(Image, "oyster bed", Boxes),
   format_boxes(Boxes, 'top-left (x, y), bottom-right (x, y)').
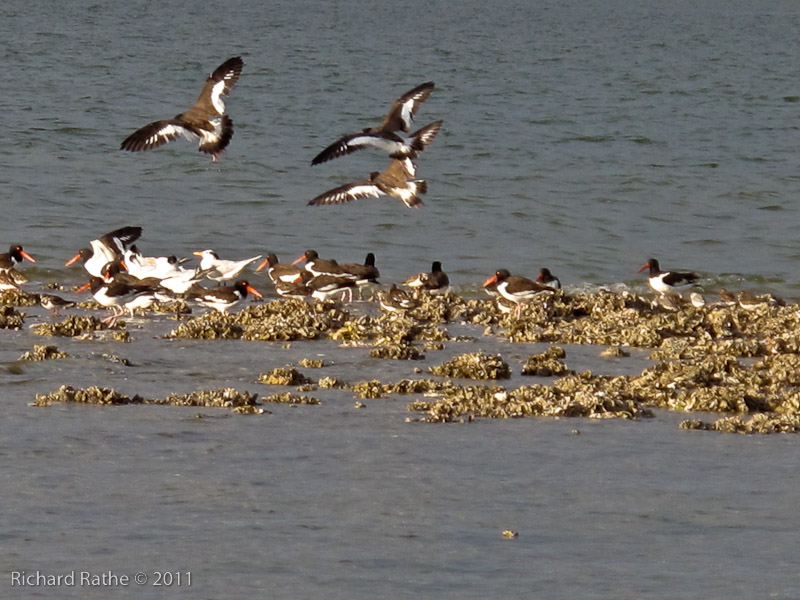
top-left (9, 287), bottom-right (800, 433)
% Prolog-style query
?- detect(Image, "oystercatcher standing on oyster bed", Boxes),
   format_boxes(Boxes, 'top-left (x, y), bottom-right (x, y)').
top-left (77, 276), bottom-right (159, 324)
top-left (186, 280), bottom-right (263, 314)
top-left (637, 258), bottom-right (698, 294)
top-left (120, 57), bottom-right (243, 162)
top-left (536, 268), bottom-right (562, 290)
top-left (292, 250), bottom-right (356, 279)
top-left (483, 269), bottom-right (555, 318)
top-left (256, 254), bottom-right (304, 284)
top-left (0, 245), bottom-right (36, 272)
top-left (405, 261), bottom-right (450, 294)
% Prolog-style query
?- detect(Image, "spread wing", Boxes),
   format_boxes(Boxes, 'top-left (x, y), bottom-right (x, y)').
top-left (311, 131), bottom-right (408, 165)
top-left (308, 181), bottom-right (383, 206)
top-left (190, 56), bottom-right (243, 117)
top-left (120, 120), bottom-right (194, 151)
top-left (379, 81), bottom-right (435, 132)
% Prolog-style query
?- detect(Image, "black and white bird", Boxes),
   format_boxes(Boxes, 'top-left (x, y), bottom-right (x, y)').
top-left (311, 81), bottom-right (437, 169)
top-left (78, 276), bottom-right (158, 324)
top-left (256, 253), bottom-right (304, 284)
top-left (120, 57), bottom-right (243, 162)
top-left (309, 159), bottom-right (427, 209)
top-left (312, 121), bottom-right (442, 176)
top-left (405, 261), bottom-right (450, 294)
top-left (637, 258), bottom-right (698, 294)
top-left (340, 253), bottom-right (380, 287)
top-left (0, 245), bottom-right (36, 272)
top-left (483, 269), bottom-right (554, 318)
top-left (292, 250), bottom-right (356, 279)
top-left (193, 249), bottom-right (262, 283)
top-left (307, 274), bottom-right (357, 302)
top-left (66, 226), bottom-right (142, 278)
top-left (186, 280), bottom-right (263, 313)
top-left (536, 268), bottom-right (562, 290)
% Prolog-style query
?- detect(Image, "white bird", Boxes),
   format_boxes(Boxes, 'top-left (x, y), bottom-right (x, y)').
top-left (193, 249), bottom-right (262, 283)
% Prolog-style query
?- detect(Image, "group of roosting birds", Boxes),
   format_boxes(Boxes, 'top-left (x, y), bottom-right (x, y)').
top-left (3, 222), bottom-right (729, 325)
top-left (119, 57), bottom-right (442, 208)
top-left (0, 227), bottom-right (455, 323)
top-left (5, 57), bottom-right (749, 322)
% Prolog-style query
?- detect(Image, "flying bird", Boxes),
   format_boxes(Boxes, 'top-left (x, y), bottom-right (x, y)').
top-left (309, 159), bottom-right (427, 208)
top-left (311, 121), bottom-right (442, 174)
top-left (120, 57), bottom-right (243, 162)
top-left (311, 81), bottom-right (438, 170)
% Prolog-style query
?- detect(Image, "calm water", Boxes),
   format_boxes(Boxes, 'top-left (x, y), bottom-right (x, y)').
top-left (2, 0), bottom-right (800, 598)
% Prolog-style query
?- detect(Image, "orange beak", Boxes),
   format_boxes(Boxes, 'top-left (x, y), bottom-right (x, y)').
top-left (245, 285), bottom-right (263, 298)
top-left (65, 253), bottom-right (82, 267)
top-left (291, 254), bottom-right (306, 266)
top-left (76, 281), bottom-right (91, 293)
top-left (636, 263), bottom-right (650, 274)
top-left (21, 250), bottom-right (36, 263)
top-left (483, 274), bottom-right (499, 287)
top-left (192, 251), bottom-right (204, 257)
top-left (255, 258), bottom-right (269, 272)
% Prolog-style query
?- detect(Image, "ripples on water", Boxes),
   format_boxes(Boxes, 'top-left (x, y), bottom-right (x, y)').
top-left (2, 0), bottom-right (799, 295)
top-left (3, 1), bottom-right (800, 598)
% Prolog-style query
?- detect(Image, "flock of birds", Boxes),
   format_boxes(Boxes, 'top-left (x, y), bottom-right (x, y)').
top-left (0, 227), bottom-right (455, 323)
top-left (119, 57), bottom-right (442, 208)
top-left (1, 223), bottom-right (729, 325)
top-left (3, 57), bottom-right (766, 324)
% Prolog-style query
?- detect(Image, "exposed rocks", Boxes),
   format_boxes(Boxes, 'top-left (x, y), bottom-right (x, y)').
top-left (0, 306), bottom-right (25, 330)
top-left (258, 367), bottom-right (313, 386)
top-left (521, 346), bottom-right (572, 376)
top-left (18, 345), bottom-right (69, 361)
top-left (33, 385), bottom-right (259, 411)
top-left (429, 351), bottom-right (511, 380)
top-left (33, 315), bottom-right (113, 337)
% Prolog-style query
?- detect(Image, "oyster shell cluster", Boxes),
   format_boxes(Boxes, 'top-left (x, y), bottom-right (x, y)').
top-left (12, 283), bottom-right (800, 433)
